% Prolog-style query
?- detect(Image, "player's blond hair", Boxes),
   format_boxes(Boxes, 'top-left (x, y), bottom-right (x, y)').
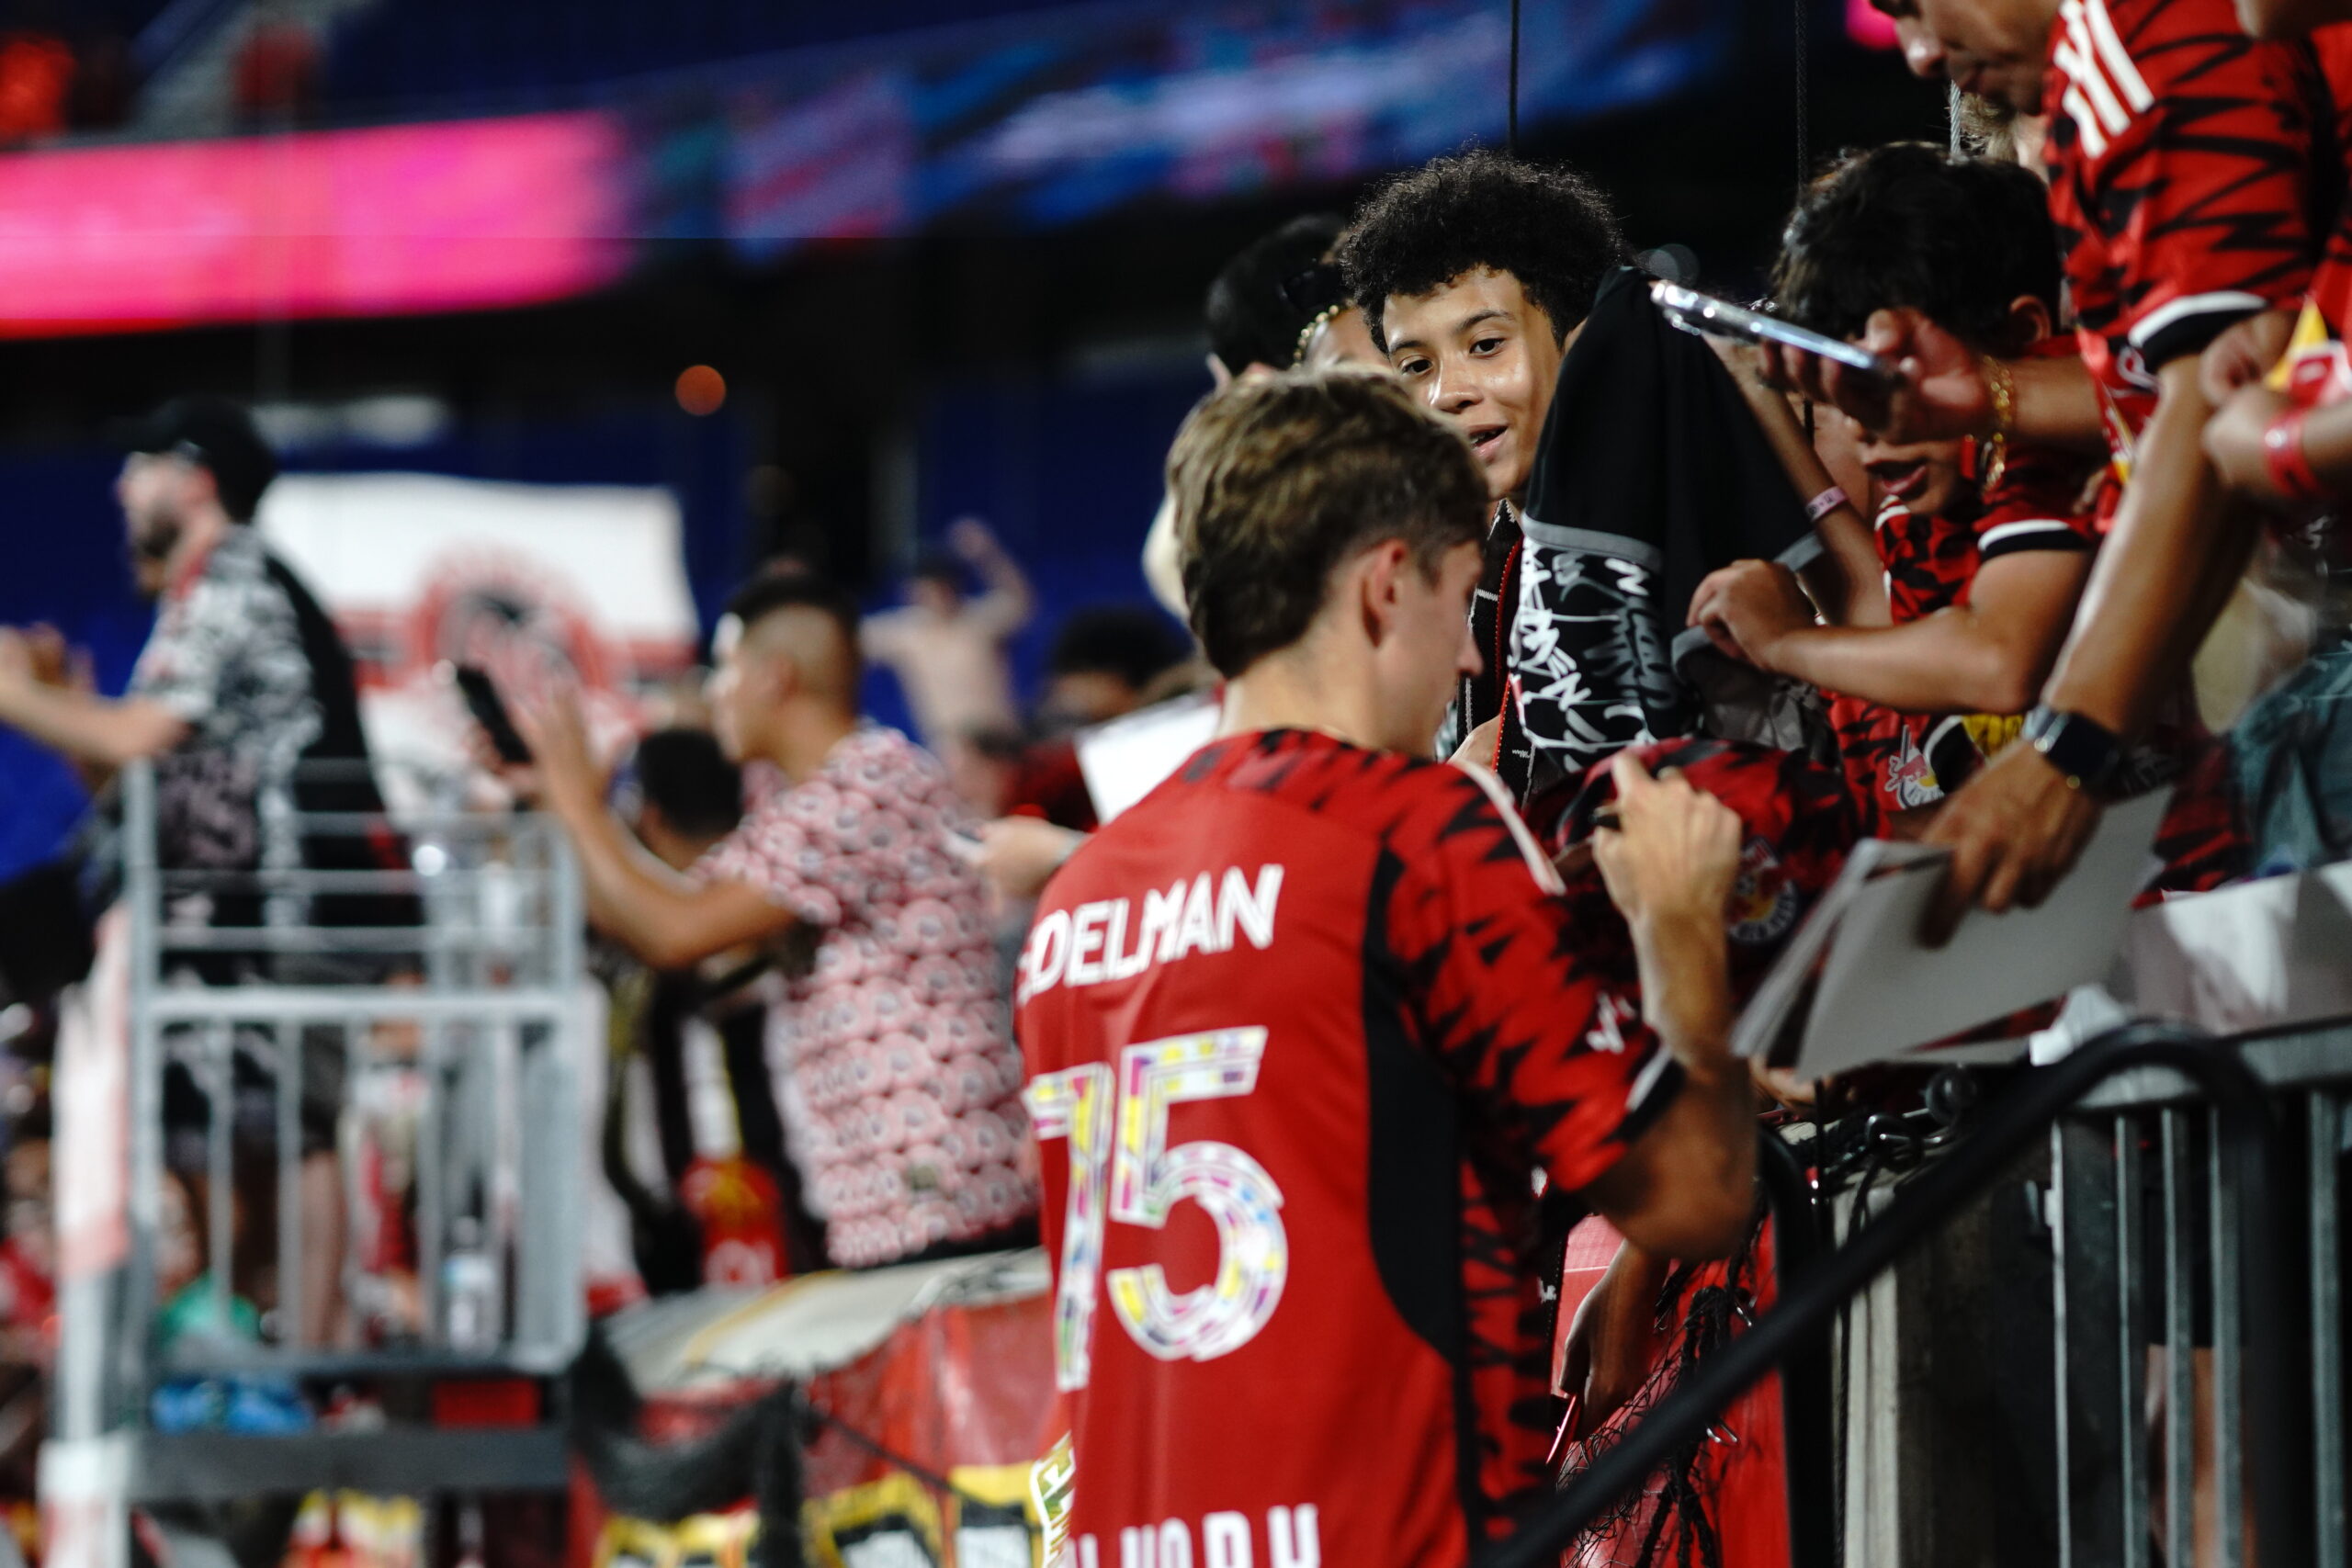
top-left (1167, 368), bottom-right (1487, 677)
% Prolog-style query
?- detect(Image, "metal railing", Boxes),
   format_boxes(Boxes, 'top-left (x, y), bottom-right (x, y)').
top-left (1486, 1023), bottom-right (2314, 1568)
top-left (2054, 1023), bottom-right (2352, 1568)
top-left (51, 760), bottom-right (589, 1507)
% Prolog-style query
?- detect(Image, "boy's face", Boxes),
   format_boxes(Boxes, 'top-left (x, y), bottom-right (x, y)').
top-left (1849, 412), bottom-right (1971, 519)
top-left (117, 453), bottom-right (198, 600)
top-left (1381, 268), bottom-right (1565, 505)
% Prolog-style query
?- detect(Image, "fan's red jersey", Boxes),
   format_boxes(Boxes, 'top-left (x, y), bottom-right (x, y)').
top-left (1828, 441), bottom-right (2098, 818)
top-left (1013, 729), bottom-right (1678, 1568)
top-left (2043, 0), bottom-right (2331, 464)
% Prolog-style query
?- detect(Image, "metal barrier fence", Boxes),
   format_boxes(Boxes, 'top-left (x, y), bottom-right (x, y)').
top-left (1493, 1024), bottom-right (2315, 1568)
top-left (44, 760), bottom-right (589, 1551)
top-left (2054, 1022), bottom-right (2352, 1568)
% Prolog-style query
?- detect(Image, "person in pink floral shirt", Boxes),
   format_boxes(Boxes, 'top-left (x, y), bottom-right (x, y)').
top-left (516, 576), bottom-right (1035, 1269)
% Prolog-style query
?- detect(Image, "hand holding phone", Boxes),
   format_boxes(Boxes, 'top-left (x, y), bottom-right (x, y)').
top-left (448, 663), bottom-right (532, 765)
top-left (1651, 281), bottom-right (1901, 384)
top-left (1747, 304), bottom-right (2010, 446)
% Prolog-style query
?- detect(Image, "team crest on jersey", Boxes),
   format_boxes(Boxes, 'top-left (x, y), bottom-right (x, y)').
top-left (1881, 728), bottom-right (1942, 812)
top-left (1726, 836), bottom-right (1799, 947)
top-left (2115, 341), bottom-right (2158, 398)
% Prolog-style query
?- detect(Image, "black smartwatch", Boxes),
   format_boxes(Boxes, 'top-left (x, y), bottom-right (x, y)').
top-left (2020, 704), bottom-right (2121, 793)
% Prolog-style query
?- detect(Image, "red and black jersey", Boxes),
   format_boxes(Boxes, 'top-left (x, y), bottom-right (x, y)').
top-left (1827, 444), bottom-right (2099, 818)
top-left (2043, 0), bottom-right (2331, 459)
top-left (1881, 446), bottom-right (2098, 621)
top-left (1528, 736), bottom-right (1865, 998)
top-left (1013, 729), bottom-right (1676, 1568)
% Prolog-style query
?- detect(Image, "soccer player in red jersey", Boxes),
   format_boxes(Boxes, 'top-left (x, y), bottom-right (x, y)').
top-left (1014, 371), bottom-right (1759, 1568)
top-left (1771, 0), bottom-right (2328, 929)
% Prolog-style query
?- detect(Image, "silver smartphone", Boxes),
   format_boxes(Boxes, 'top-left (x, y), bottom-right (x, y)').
top-left (1650, 279), bottom-right (1900, 382)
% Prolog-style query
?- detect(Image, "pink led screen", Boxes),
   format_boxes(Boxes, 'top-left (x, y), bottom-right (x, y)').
top-left (0, 112), bottom-right (629, 337)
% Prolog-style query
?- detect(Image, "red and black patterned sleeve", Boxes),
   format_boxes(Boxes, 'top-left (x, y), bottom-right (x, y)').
top-left (2049, 0), bottom-right (2325, 375)
top-left (1378, 764), bottom-right (1678, 1196)
top-left (1971, 444), bottom-right (2101, 566)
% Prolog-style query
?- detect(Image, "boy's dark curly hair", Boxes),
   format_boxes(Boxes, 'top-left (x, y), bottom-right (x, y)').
top-left (1771, 141), bottom-right (2059, 355)
top-left (1334, 150), bottom-right (1625, 353)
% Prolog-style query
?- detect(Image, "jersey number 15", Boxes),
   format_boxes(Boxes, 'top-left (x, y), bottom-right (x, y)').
top-left (1023, 1027), bottom-right (1290, 1393)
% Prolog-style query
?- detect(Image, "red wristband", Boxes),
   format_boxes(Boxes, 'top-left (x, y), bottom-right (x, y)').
top-left (2263, 407), bottom-right (2329, 503)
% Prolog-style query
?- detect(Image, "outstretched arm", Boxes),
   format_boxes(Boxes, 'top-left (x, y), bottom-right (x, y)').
top-left (2041, 358), bottom-right (2251, 736)
top-left (550, 789), bottom-right (788, 971)
top-left (1924, 355), bottom-right (2257, 931)
top-left (950, 518), bottom-right (1035, 638)
top-left (2207, 380), bottom-right (2352, 503)
top-left (1759, 308), bottom-right (2105, 452)
top-left (0, 632), bottom-right (186, 769)
top-left (1713, 341), bottom-right (1887, 628)
top-left (514, 692), bottom-right (794, 971)
top-left (1690, 547), bottom-right (2093, 716)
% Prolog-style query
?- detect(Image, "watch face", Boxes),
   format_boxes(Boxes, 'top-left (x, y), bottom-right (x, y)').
top-left (2030, 708), bottom-right (2120, 790)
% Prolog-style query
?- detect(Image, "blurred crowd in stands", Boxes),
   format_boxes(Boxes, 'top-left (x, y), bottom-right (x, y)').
top-left (0, 0), bottom-right (140, 139)
top-left (0, 0), bottom-right (345, 141)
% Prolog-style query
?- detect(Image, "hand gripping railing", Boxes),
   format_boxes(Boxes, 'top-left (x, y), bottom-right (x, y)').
top-left (1482, 1023), bottom-right (2311, 1568)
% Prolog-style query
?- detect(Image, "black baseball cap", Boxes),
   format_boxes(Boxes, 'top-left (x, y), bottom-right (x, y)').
top-left (110, 396), bottom-right (278, 522)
